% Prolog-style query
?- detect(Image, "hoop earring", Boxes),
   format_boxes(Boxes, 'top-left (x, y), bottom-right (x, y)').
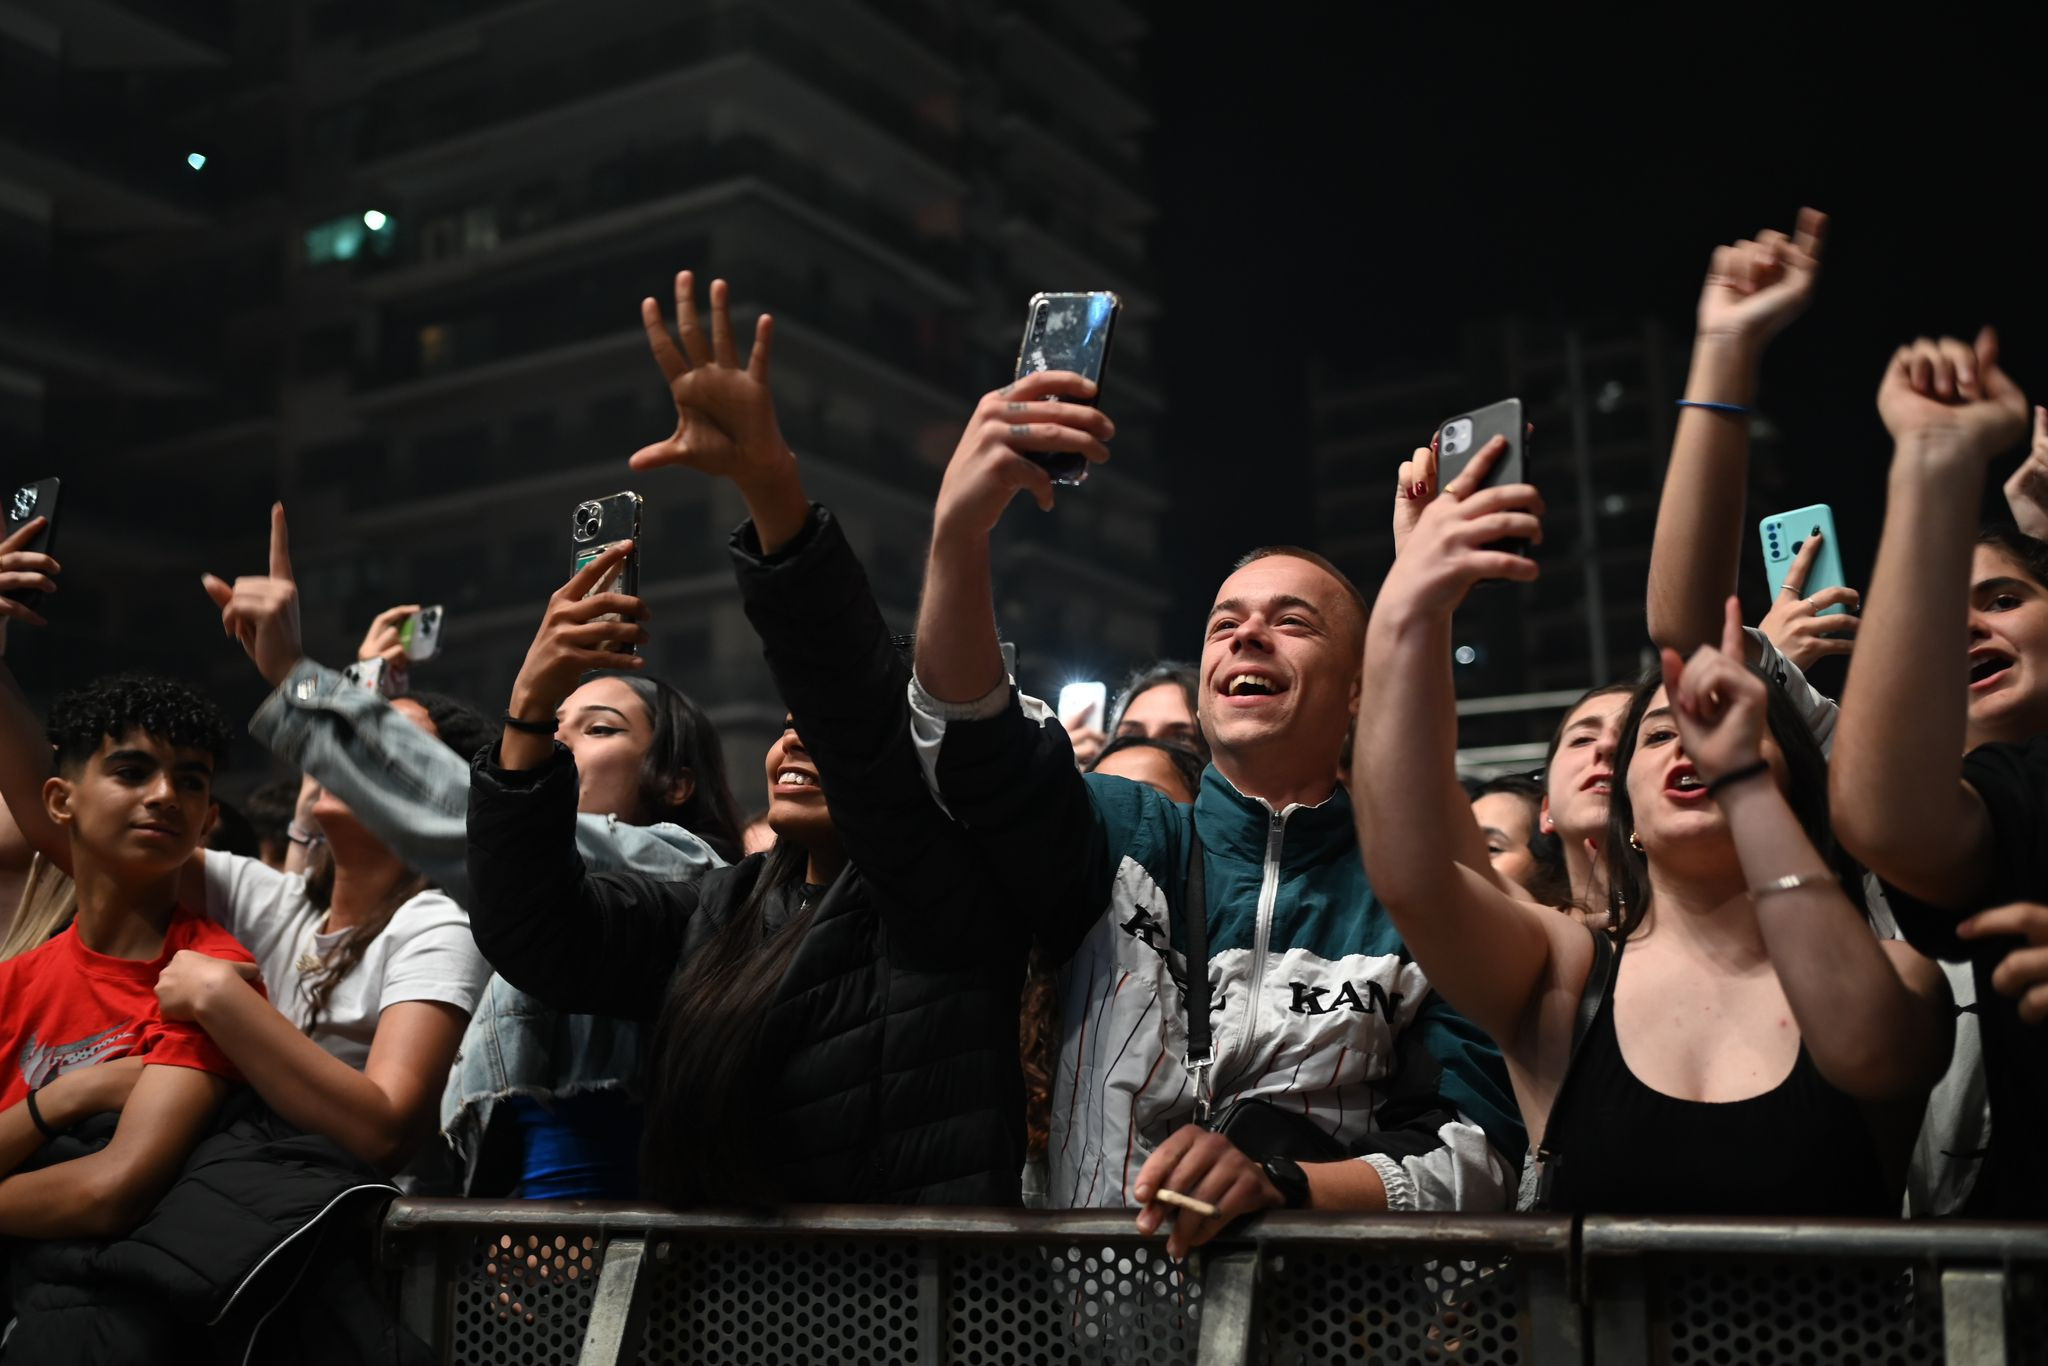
top-left (1627, 831), bottom-right (1644, 853)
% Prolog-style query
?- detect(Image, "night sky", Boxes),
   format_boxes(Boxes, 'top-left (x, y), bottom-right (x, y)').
top-left (1150, 11), bottom-right (2046, 659)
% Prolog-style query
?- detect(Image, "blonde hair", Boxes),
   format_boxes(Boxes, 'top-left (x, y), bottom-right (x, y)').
top-left (0, 853), bottom-right (78, 961)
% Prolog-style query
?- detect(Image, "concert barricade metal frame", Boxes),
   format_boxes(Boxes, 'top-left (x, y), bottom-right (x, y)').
top-left (377, 1200), bottom-right (2048, 1365)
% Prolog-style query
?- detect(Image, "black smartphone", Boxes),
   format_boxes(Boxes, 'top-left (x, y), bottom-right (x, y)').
top-left (1435, 398), bottom-right (1530, 561)
top-left (570, 491), bottom-right (643, 654)
top-left (1012, 290), bottom-right (1121, 486)
top-left (4, 478), bottom-right (60, 608)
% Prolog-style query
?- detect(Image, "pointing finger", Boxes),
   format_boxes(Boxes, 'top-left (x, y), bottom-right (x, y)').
top-left (269, 503), bottom-right (294, 581)
top-left (1781, 529), bottom-right (1823, 597)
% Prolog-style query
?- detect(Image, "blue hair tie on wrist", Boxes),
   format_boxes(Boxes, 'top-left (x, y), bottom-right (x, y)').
top-left (1676, 399), bottom-right (1752, 416)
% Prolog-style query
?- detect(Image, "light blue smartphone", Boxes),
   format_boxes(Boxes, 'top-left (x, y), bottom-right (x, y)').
top-left (1760, 504), bottom-right (1848, 617)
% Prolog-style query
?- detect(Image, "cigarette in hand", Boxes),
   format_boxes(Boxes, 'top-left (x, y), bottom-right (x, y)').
top-left (1151, 1188), bottom-right (1218, 1219)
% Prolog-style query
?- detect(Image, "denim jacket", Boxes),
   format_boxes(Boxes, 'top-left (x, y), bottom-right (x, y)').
top-left (250, 660), bottom-right (725, 1192)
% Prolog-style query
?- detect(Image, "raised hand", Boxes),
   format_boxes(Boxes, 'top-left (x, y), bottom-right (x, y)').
top-left (154, 950), bottom-right (263, 1022)
top-left (1379, 435), bottom-right (1544, 616)
top-left (1758, 530), bottom-right (1859, 671)
top-left (1696, 208), bottom-right (1827, 346)
top-left (357, 604), bottom-right (424, 668)
top-left (2003, 406), bottom-right (2048, 539)
top-left (931, 371), bottom-right (1114, 540)
top-left (1659, 596), bottom-right (1769, 784)
top-left (507, 541), bottom-right (648, 724)
top-left (631, 271), bottom-right (790, 487)
top-left (0, 516), bottom-right (60, 648)
top-left (200, 503), bottom-right (304, 688)
top-left (1877, 327), bottom-right (2030, 465)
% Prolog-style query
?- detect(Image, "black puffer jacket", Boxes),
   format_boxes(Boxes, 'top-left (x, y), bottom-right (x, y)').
top-left (4, 1094), bottom-right (424, 1366)
top-left (466, 506), bottom-right (1030, 1204)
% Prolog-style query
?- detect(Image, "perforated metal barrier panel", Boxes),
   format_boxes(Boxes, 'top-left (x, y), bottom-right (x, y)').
top-left (379, 1203), bottom-right (2048, 1366)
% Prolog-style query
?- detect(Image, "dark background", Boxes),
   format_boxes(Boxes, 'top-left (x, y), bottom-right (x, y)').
top-left (1152, 11), bottom-right (2044, 658)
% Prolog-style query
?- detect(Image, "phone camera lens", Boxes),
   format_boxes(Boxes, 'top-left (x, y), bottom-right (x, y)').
top-left (1791, 540), bottom-right (1804, 555)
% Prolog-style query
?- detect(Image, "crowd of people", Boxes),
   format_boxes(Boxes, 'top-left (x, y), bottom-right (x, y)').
top-left (2, 211), bottom-right (2047, 1347)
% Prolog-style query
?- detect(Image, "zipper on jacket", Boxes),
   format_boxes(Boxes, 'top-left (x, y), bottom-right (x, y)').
top-left (1240, 807), bottom-right (1289, 1071)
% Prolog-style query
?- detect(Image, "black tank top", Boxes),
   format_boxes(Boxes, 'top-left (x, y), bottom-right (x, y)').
top-left (1543, 946), bottom-right (1893, 1216)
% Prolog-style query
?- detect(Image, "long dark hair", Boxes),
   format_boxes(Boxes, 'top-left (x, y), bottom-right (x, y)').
top-left (297, 690), bottom-right (490, 1035)
top-left (641, 838), bottom-right (818, 1205)
top-left (1602, 666), bottom-right (1865, 939)
top-left (585, 671), bottom-right (744, 862)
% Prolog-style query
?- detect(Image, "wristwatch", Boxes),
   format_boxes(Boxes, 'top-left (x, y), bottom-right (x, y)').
top-left (1259, 1154), bottom-right (1311, 1209)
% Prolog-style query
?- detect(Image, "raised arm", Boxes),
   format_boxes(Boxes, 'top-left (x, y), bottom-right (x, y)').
top-left (1355, 438), bottom-right (1580, 1049)
top-left (1646, 209), bottom-right (1827, 656)
top-left (219, 518), bottom-right (719, 897)
top-left (467, 741), bottom-right (702, 1019)
top-left (0, 1064), bottom-right (229, 1240)
top-left (1833, 331), bottom-right (2030, 908)
top-left (155, 951), bottom-right (466, 1174)
top-left (913, 370), bottom-right (1111, 705)
top-left (0, 516), bottom-right (68, 871)
top-left (1667, 598), bottom-right (1952, 1099)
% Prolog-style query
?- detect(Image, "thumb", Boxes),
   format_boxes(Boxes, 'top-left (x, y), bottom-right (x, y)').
top-left (201, 574), bottom-right (234, 608)
top-left (1976, 325), bottom-right (2000, 376)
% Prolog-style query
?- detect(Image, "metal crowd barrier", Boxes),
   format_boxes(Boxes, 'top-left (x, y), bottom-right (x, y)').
top-left (377, 1200), bottom-right (2048, 1365)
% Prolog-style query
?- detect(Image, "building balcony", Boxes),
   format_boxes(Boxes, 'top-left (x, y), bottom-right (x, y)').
top-left (354, 135), bottom-right (969, 302)
top-left (359, 11), bottom-right (961, 185)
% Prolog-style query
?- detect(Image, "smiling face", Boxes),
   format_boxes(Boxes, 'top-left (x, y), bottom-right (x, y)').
top-left (1542, 690), bottom-right (1629, 845)
top-left (1623, 685), bottom-right (1790, 865)
top-left (1965, 545), bottom-right (2048, 747)
top-left (762, 715), bottom-right (832, 846)
top-left (1198, 555), bottom-right (1364, 786)
top-left (555, 676), bottom-right (663, 822)
top-left (46, 730), bottom-right (216, 883)
top-left (1114, 682), bottom-right (1200, 750)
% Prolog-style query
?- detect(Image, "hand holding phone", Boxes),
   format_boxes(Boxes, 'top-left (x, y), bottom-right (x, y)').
top-left (572, 493), bottom-right (644, 654)
top-left (2, 478), bottom-right (61, 626)
top-left (1433, 398), bottom-right (1533, 567)
top-left (1013, 291), bottom-right (1122, 486)
top-left (1758, 505), bottom-right (1859, 672)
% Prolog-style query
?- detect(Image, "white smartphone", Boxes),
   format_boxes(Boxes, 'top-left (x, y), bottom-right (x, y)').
top-left (1058, 681), bottom-right (1108, 731)
top-left (399, 605), bottom-right (446, 662)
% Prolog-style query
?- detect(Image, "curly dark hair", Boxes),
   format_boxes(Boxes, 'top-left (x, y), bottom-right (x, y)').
top-left (47, 674), bottom-right (231, 776)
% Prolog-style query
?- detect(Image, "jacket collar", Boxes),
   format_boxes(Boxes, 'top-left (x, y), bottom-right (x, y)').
top-left (1193, 764), bottom-right (1355, 865)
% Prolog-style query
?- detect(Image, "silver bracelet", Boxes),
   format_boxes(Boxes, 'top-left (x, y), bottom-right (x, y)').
top-left (1748, 871), bottom-right (1835, 901)
top-left (285, 823), bottom-right (325, 847)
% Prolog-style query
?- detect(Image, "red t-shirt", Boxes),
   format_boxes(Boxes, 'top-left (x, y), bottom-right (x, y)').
top-left (0, 906), bottom-right (260, 1109)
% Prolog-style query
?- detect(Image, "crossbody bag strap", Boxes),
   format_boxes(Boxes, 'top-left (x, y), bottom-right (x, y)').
top-left (1181, 824), bottom-right (1215, 1122)
top-left (1530, 924), bottom-right (1618, 1209)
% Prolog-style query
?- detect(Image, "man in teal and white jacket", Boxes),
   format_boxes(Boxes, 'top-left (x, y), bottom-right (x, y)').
top-left (910, 372), bottom-right (1523, 1254)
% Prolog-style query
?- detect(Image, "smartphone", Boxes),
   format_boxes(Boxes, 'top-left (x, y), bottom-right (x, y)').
top-left (1012, 290), bottom-right (1121, 486)
top-left (571, 492), bottom-right (643, 654)
top-left (1760, 504), bottom-right (1848, 617)
top-left (343, 657), bottom-right (409, 699)
top-left (1058, 681), bottom-right (1108, 732)
top-left (1435, 398), bottom-right (1529, 559)
top-left (3, 477), bottom-right (60, 608)
top-left (398, 605), bottom-right (445, 662)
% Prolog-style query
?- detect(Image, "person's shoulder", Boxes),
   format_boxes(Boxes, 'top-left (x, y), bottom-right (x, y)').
top-left (207, 848), bottom-right (304, 905)
top-left (172, 907), bottom-right (258, 963)
top-left (384, 887), bottom-right (475, 937)
top-left (1962, 734), bottom-right (2048, 804)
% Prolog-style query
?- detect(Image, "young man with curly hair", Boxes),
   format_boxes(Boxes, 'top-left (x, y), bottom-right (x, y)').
top-left (0, 672), bottom-right (259, 1237)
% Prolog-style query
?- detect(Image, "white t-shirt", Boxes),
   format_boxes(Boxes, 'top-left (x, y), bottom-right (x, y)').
top-left (203, 851), bottom-right (491, 1070)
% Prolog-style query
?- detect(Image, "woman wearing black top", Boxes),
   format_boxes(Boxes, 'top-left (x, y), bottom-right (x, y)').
top-left (465, 274), bottom-right (1031, 1205)
top-left (1353, 439), bottom-right (1952, 1215)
